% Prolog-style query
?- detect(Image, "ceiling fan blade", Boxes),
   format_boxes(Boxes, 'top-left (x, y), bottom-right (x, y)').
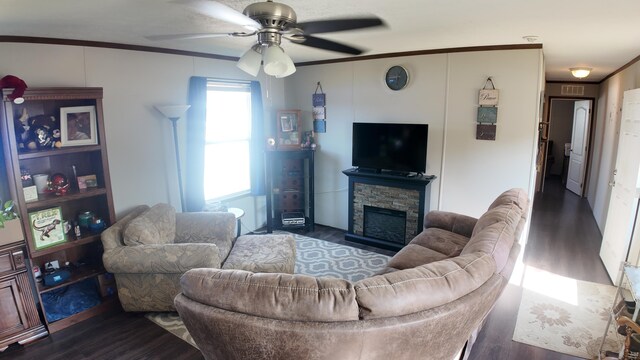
top-left (291, 35), bottom-right (364, 55)
top-left (297, 17), bottom-right (384, 34)
top-left (172, 0), bottom-right (261, 30)
top-left (146, 32), bottom-right (239, 41)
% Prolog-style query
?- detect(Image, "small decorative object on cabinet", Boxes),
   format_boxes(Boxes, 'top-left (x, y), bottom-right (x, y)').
top-left (0, 87), bottom-right (118, 333)
top-left (276, 110), bottom-right (301, 149)
top-left (265, 149), bottom-right (314, 232)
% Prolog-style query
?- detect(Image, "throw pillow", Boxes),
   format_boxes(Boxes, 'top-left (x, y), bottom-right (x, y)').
top-left (123, 203), bottom-right (176, 246)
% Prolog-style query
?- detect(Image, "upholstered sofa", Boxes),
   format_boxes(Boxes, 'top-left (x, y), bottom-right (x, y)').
top-left (175, 188), bottom-right (529, 360)
top-left (101, 204), bottom-right (296, 312)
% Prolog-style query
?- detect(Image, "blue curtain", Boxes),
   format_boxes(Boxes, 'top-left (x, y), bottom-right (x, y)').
top-left (185, 77), bottom-right (265, 212)
top-left (250, 81), bottom-right (266, 196)
top-left (185, 76), bottom-right (207, 212)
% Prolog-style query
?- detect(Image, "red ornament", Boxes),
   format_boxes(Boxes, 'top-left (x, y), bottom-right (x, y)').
top-left (0, 75), bottom-right (28, 104)
top-left (49, 173), bottom-right (70, 196)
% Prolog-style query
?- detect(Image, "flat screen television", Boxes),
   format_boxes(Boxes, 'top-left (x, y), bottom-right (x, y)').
top-left (352, 122), bottom-right (428, 174)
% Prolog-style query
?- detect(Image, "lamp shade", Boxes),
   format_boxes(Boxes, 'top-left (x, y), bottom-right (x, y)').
top-left (237, 47), bottom-right (262, 77)
top-left (263, 45), bottom-right (290, 77)
top-left (155, 105), bottom-right (191, 120)
top-left (570, 67), bottom-right (592, 79)
top-left (276, 54), bottom-right (296, 78)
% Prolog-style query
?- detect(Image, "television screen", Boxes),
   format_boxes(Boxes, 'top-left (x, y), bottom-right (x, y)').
top-left (352, 122), bottom-right (428, 174)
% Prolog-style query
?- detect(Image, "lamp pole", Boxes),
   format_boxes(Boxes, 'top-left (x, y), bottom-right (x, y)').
top-left (168, 116), bottom-right (186, 212)
top-left (154, 105), bottom-right (191, 212)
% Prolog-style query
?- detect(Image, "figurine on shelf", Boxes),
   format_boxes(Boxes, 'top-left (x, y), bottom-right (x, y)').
top-left (301, 130), bottom-right (316, 149)
top-left (47, 173), bottom-right (70, 196)
top-left (25, 114), bottom-right (61, 150)
top-left (14, 108), bottom-right (31, 150)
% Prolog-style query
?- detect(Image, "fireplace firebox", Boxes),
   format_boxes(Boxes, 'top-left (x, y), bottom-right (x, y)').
top-left (364, 206), bottom-right (407, 244)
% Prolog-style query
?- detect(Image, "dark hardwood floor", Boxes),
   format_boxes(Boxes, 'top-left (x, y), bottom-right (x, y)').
top-left (1, 177), bottom-right (609, 360)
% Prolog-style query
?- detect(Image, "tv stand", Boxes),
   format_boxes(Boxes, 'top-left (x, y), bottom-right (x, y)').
top-left (383, 170), bottom-right (410, 177)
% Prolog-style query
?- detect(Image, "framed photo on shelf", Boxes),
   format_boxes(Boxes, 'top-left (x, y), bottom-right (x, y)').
top-left (28, 207), bottom-right (67, 250)
top-left (60, 106), bottom-right (98, 147)
top-left (277, 110), bottom-right (301, 150)
top-left (77, 174), bottom-right (98, 189)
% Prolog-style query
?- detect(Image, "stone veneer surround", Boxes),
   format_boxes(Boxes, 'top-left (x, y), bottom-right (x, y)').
top-left (353, 183), bottom-right (420, 244)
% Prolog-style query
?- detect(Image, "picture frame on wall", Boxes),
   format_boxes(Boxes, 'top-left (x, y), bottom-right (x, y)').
top-left (277, 110), bottom-right (302, 150)
top-left (29, 206), bottom-right (67, 250)
top-left (60, 106), bottom-right (98, 147)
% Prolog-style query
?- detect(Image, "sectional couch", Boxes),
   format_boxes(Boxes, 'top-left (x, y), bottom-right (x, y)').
top-left (175, 188), bottom-right (530, 360)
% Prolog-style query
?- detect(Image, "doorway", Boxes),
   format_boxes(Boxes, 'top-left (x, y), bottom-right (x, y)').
top-left (540, 97), bottom-right (595, 195)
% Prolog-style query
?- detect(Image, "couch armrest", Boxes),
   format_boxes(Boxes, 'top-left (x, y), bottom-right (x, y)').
top-left (103, 243), bottom-right (221, 274)
top-left (424, 211), bottom-right (478, 238)
top-left (175, 212), bottom-right (236, 244)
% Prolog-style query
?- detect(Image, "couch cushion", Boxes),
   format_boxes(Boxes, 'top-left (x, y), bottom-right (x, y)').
top-left (355, 252), bottom-right (496, 319)
top-left (123, 203), bottom-right (176, 246)
top-left (462, 202), bottom-right (523, 273)
top-left (385, 243), bottom-right (449, 271)
top-left (383, 228), bottom-right (468, 272)
top-left (411, 228), bottom-right (469, 257)
top-left (180, 268), bottom-right (359, 322)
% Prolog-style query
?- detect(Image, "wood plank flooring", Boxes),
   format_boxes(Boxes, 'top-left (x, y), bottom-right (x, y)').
top-left (1, 177), bottom-right (609, 360)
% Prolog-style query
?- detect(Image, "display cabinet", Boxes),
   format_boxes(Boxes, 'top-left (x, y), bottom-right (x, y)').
top-left (0, 88), bottom-right (118, 333)
top-left (265, 149), bottom-right (314, 232)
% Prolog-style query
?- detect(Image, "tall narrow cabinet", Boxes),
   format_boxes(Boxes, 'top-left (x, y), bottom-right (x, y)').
top-left (0, 88), bottom-right (118, 333)
top-left (265, 149), bottom-right (315, 232)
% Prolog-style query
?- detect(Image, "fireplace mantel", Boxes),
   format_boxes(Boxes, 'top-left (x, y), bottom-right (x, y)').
top-left (342, 168), bottom-right (435, 250)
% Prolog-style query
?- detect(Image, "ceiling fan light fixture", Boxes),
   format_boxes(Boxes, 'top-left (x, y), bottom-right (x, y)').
top-left (570, 67), bottom-right (592, 79)
top-left (237, 45), bottom-right (263, 77)
top-left (262, 45), bottom-right (291, 76)
top-left (276, 55), bottom-right (296, 78)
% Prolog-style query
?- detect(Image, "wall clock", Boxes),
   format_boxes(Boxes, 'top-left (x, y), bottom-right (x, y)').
top-left (385, 65), bottom-right (409, 91)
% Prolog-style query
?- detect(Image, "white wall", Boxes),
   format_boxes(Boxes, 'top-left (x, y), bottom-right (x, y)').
top-left (587, 59), bottom-right (640, 231)
top-left (0, 43), bottom-right (285, 233)
top-left (284, 48), bottom-right (543, 228)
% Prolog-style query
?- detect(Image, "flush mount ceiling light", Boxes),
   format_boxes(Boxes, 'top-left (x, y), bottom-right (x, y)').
top-left (570, 67), bottom-right (592, 79)
top-left (147, 0), bottom-right (386, 78)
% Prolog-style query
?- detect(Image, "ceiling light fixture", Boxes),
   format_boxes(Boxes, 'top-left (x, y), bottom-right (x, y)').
top-left (570, 67), bottom-right (592, 79)
top-left (237, 42), bottom-right (296, 78)
top-left (237, 45), bottom-right (263, 77)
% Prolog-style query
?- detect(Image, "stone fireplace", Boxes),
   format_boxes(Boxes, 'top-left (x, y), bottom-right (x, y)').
top-left (343, 169), bottom-right (434, 250)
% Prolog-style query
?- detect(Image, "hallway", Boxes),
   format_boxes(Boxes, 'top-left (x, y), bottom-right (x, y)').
top-left (469, 177), bottom-right (610, 359)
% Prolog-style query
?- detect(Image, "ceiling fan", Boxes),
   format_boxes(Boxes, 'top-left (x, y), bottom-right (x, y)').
top-left (147, 0), bottom-right (385, 77)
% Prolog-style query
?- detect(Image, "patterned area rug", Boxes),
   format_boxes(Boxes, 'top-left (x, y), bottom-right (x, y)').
top-left (146, 232), bottom-right (391, 349)
top-left (512, 266), bottom-right (622, 359)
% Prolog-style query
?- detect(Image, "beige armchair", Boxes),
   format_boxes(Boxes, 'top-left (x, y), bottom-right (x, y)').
top-left (101, 204), bottom-right (236, 312)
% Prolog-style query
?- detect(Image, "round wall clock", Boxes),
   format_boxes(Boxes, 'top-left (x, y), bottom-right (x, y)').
top-left (385, 65), bottom-right (409, 91)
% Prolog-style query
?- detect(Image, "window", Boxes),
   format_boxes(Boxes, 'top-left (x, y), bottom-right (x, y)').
top-left (203, 81), bottom-right (252, 200)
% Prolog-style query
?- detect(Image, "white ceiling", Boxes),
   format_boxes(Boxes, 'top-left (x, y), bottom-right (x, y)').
top-left (2, 0), bottom-right (639, 82)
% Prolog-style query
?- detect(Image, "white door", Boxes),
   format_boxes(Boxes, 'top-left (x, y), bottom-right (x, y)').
top-left (600, 88), bottom-right (640, 281)
top-left (566, 100), bottom-right (592, 195)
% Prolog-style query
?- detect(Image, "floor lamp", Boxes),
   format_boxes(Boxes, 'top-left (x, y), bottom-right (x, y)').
top-left (155, 105), bottom-right (191, 212)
